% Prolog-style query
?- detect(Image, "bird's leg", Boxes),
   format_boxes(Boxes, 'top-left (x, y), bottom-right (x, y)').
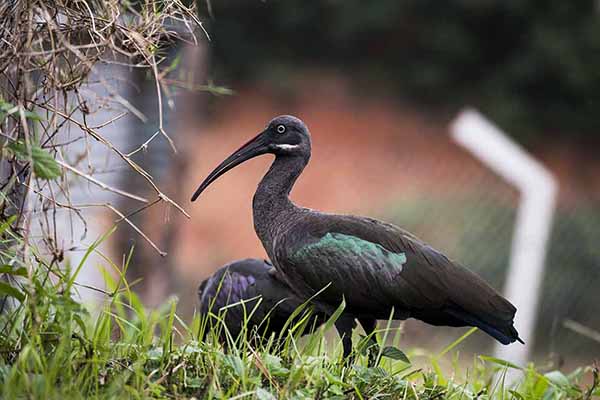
top-left (334, 315), bottom-right (357, 364)
top-left (358, 318), bottom-right (378, 367)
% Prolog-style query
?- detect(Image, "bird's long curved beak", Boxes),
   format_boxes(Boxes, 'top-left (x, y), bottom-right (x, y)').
top-left (191, 130), bottom-right (270, 201)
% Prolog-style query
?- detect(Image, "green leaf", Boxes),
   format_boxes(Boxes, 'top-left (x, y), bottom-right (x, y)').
top-left (324, 298), bottom-right (346, 333)
top-left (0, 215), bottom-right (16, 235)
top-left (223, 354), bottom-right (245, 377)
top-left (356, 334), bottom-right (378, 356)
top-left (0, 265), bottom-right (27, 276)
top-left (264, 354), bottom-right (289, 377)
top-left (0, 281), bottom-right (26, 302)
top-left (323, 369), bottom-right (345, 387)
top-left (23, 110), bottom-right (43, 121)
top-left (380, 346), bottom-right (410, 363)
top-left (0, 101), bottom-right (17, 121)
top-left (479, 355), bottom-right (522, 370)
top-left (185, 377), bottom-right (202, 389)
top-left (532, 375), bottom-right (549, 398)
top-left (544, 371), bottom-right (570, 387)
top-left (146, 347), bottom-right (163, 361)
top-left (256, 387), bottom-right (276, 400)
top-left (437, 327), bottom-right (477, 357)
top-left (0, 102), bottom-right (43, 121)
top-left (8, 142), bottom-right (61, 180)
top-left (509, 389), bottom-right (525, 400)
top-left (31, 147), bottom-right (60, 179)
top-left (73, 314), bottom-right (88, 338)
top-left (430, 358), bottom-right (446, 386)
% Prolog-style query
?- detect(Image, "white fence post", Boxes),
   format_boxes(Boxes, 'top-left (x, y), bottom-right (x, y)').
top-left (450, 109), bottom-right (558, 369)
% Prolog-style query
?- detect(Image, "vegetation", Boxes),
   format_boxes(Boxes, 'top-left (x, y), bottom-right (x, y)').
top-left (0, 0), bottom-right (199, 256)
top-left (0, 0), bottom-right (205, 305)
top-left (0, 222), bottom-right (598, 398)
top-left (201, 1), bottom-right (600, 144)
top-left (1, 2), bottom-right (597, 398)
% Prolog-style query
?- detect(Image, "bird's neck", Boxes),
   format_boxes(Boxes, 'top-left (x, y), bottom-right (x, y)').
top-left (253, 154), bottom-right (308, 248)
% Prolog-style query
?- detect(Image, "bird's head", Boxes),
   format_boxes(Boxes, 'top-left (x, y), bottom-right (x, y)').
top-left (265, 115), bottom-right (312, 158)
top-left (191, 115), bottom-right (311, 201)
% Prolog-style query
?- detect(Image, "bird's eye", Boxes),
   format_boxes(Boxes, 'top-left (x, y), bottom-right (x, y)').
top-left (276, 124), bottom-right (286, 134)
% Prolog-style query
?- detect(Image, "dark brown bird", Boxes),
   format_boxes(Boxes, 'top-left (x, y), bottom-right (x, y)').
top-left (192, 115), bottom-right (523, 358)
top-left (198, 258), bottom-right (327, 343)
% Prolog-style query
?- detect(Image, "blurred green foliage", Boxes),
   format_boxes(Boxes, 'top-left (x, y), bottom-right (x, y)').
top-left (200, 1), bottom-right (600, 143)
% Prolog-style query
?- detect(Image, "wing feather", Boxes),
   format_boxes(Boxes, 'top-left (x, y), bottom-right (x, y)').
top-left (198, 259), bottom-right (327, 339)
top-left (277, 212), bottom-right (517, 331)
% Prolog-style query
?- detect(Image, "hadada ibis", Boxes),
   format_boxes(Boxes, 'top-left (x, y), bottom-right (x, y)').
top-left (198, 258), bottom-right (327, 343)
top-left (192, 116), bottom-right (523, 358)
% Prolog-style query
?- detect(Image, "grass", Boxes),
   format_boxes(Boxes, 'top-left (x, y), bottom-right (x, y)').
top-left (0, 224), bottom-right (598, 399)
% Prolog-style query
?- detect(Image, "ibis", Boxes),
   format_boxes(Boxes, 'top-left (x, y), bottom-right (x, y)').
top-left (192, 115), bottom-right (523, 358)
top-left (198, 258), bottom-right (328, 343)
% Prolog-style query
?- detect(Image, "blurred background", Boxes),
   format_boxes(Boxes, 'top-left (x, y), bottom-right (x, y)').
top-left (66, 1), bottom-right (599, 369)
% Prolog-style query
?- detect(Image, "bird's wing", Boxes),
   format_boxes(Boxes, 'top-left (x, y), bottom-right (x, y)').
top-left (199, 260), bottom-right (321, 336)
top-left (277, 213), bottom-right (517, 333)
top-left (199, 268), bottom-right (259, 317)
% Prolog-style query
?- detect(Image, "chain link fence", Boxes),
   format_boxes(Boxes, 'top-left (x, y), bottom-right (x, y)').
top-left (382, 142), bottom-right (600, 365)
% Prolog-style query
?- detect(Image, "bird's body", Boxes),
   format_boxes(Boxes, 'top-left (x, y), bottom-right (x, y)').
top-left (192, 115), bottom-right (522, 357)
top-left (270, 211), bottom-right (520, 345)
top-left (198, 258), bottom-right (326, 341)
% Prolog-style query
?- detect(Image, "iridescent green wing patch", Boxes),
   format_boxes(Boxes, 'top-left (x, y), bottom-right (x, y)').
top-left (292, 232), bottom-right (407, 270)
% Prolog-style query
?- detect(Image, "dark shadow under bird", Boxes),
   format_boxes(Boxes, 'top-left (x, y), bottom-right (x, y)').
top-left (198, 258), bottom-right (327, 344)
top-left (192, 115), bottom-right (524, 359)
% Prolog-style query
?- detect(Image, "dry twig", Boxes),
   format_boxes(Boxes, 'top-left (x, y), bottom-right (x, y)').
top-left (0, 0), bottom-right (200, 264)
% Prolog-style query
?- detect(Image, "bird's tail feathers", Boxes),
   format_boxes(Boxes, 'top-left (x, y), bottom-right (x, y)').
top-left (446, 308), bottom-right (524, 345)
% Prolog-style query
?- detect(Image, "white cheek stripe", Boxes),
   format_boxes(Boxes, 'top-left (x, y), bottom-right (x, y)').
top-left (275, 144), bottom-right (300, 151)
